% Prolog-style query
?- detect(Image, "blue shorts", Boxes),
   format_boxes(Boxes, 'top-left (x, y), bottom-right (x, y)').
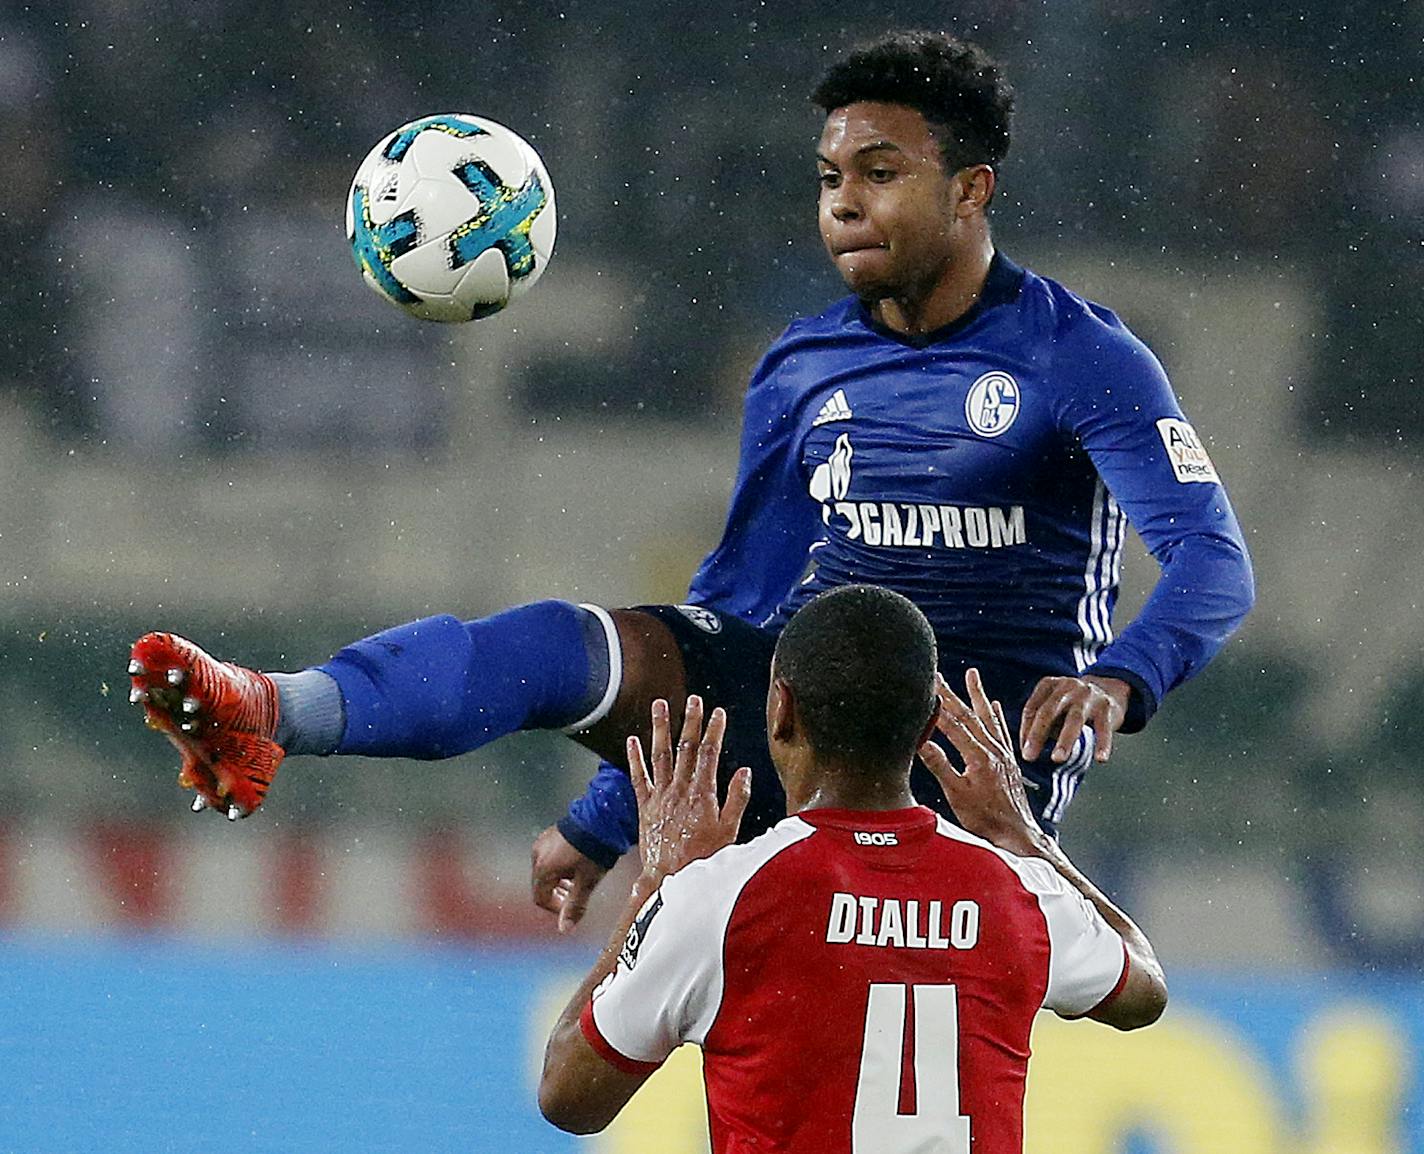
top-left (635, 604), bottom-right (1087, 839)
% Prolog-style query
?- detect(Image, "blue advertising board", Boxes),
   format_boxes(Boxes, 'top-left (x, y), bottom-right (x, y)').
top-left (3, 938), bottom-right (1419, 1153)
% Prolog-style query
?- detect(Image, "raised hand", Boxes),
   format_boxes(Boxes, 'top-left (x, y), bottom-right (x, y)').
top-left (626, 696), bottom-right (752, 882)
top-left (919, 669), bottom-right (1047, 857)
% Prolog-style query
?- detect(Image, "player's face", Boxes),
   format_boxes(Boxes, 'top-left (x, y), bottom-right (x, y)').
top-left (816, 103), bottom-right (964, 302)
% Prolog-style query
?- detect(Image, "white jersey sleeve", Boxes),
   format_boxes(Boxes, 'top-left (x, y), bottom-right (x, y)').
top-left (584, 821), bottom-right (813, 1069)
top-left (1012, 853), bottom-right (1128, 1017)
top-left (932, 816), bottom-right (1127, 1018)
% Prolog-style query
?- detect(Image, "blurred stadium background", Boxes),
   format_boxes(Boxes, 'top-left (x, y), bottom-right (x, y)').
top-left (2, 2), bottom-right (1421, 1150)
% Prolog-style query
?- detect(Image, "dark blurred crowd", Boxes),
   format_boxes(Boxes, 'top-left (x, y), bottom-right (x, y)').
top-left (0, 1), bottom-right (1416, 449)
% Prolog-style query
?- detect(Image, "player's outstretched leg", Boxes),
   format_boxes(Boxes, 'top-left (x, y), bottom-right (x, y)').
top-left (128, 602), bottom-right (688, 818)
top-left (128, 632), bottom-right (284, 820)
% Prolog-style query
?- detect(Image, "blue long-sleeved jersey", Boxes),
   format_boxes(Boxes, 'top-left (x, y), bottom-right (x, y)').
top-left (562, 253), bottom-right (1254, 860)
top-left (688, 252), bottom-right (1252, 724)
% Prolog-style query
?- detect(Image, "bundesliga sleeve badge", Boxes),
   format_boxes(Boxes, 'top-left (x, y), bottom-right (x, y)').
top-left (619, 892), bottom-right (665, 970)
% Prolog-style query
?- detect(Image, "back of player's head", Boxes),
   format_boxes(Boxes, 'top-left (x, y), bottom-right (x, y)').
top-left (772, 584), bottom-right (938, 774)
top-left (811, 31), bottom-right (1015, 174)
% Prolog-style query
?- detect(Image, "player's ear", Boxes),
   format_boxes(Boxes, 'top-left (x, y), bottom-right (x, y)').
top-left (917, 704), bottom-right (939, 749)
top-left (954, 165), bottom-right (995, 215)
top-left (768, 678), bottom-right (796, 743)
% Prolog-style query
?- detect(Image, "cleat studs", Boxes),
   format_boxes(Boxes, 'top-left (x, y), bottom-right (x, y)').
top-left (165, 668), bottom-right (185, 687)
top-left (181, 697), bottom-right (200, 715)
top-left (191, 795), bottom-right (208, 813)
top-left (127, 659), bottom-right (146, 676)
top-left (129, 687), bottom-right (148, 705)
top-left (227, 805), bottom-right (242, 821)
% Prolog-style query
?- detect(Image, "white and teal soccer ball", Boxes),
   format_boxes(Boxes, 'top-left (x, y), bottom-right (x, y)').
top-left (346, 114), bottom-right (556, 322)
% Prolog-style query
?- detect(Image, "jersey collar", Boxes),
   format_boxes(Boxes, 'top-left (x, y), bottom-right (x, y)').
top-left (795, 805), bottom-right (940, 832)
top-left (855, 250), bottom-right (1025, 348)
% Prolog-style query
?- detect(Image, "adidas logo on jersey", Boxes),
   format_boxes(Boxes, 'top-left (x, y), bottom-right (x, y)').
top-left (812, 388), bottom-right (853, 427)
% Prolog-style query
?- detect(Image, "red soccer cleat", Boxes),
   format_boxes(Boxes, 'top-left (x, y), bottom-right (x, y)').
top-left (127, 632), bottom-right (284, 819)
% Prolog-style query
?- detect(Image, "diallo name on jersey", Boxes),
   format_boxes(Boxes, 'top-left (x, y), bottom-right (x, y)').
top-left (826, 892), bottom-right (982, 951)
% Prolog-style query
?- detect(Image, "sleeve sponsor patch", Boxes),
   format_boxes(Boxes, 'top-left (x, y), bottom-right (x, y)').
top-left (1155, 418), bottom-right (1221, 484)
top-left (618, 891), bottom-right (664, 971)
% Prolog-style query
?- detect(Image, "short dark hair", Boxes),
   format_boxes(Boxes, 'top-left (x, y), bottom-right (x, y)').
top-left (772, 584), bottom-right (938, 773)
top-left (811, 31), bottom-right (1015, 174)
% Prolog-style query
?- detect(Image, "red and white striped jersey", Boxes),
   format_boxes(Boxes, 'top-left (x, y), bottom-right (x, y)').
top-left (581, 805), bottom-right (1128, 1154)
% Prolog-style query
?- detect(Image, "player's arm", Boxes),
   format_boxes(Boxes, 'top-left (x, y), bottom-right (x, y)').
top-left (684, 339), bottom-right (824, 622)
top-left (1021, 328), bottom-right (1254, 763)
top-left (540, 698), bottom-right (752, 1132)
top-left (539, 868), bottom-right (664, 1132)
top-left (924, 670), bottom-right (1167, 1031)
top-left (1015, 826), bottom-right (1167, 1030)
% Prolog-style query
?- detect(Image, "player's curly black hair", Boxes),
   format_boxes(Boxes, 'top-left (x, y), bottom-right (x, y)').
top-left (812, 31), bottom-right (1015, 174)
top-left (772, 584), bottom-right (939, 775)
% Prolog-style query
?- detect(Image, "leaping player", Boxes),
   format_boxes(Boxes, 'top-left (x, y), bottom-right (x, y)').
top-left (128, 32), bottom-right (1252, 930)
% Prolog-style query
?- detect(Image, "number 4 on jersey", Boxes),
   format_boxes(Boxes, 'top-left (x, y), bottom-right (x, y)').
top-left (853, 983), bottom-right (972, 1153)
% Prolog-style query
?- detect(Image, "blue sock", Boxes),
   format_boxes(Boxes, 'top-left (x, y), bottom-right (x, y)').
top-left (270, 669), bottom-right (346, 755)
top-left (317, 601), bottom-right (617, 759)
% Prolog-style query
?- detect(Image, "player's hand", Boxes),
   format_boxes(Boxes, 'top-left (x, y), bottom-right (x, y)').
top-left (1019, 674), bottom-right (1130, 764)
top-left (627, 696), bottom-right (752, 883)
top-left (530, 825), bottom-right (611, 934)
top-left (921, 670), bottom-right (1047, 858)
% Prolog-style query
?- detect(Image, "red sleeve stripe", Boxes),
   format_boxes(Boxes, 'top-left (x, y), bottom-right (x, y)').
top-left (1062, 940), bottom-right (1132, 1020)
top-left (579, 1000), bottom-right (664, 1077)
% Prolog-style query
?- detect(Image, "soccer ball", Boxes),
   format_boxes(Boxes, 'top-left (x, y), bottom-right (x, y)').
top-left (346, 114), bottom-right (557, 322)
